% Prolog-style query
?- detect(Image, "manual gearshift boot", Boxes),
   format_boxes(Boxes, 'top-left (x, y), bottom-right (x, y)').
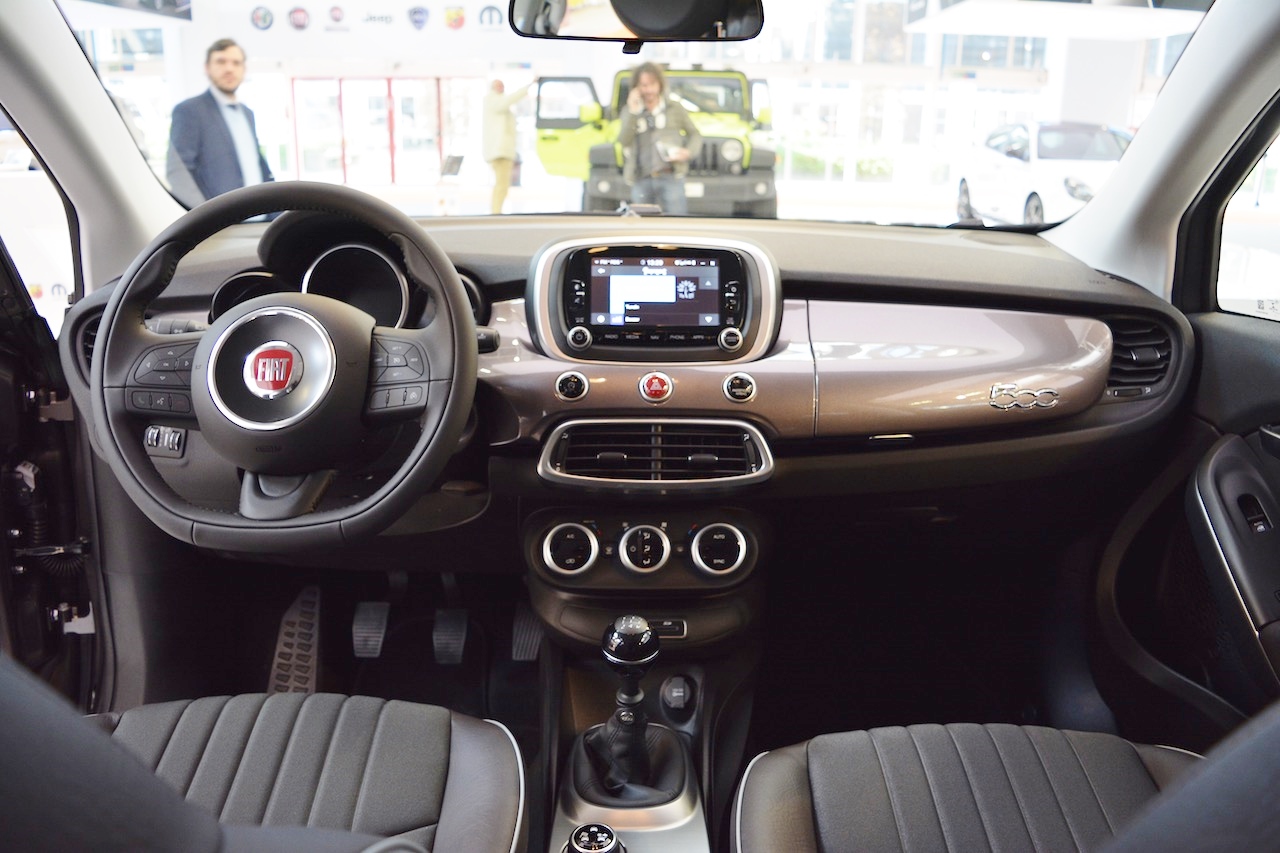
top-left (576, 721), bottom-right (687, 807)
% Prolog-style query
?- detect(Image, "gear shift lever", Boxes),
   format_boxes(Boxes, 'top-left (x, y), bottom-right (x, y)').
top-left (602, 614), bottom-right (659, 711)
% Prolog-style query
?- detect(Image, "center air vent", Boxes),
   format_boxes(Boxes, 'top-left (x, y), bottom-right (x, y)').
top-left (539, 419), bottom-right (774, 489)
top-left (1105, 316), bottom-right (1172, 393)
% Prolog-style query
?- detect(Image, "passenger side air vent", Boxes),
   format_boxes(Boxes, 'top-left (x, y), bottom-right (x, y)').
top-left (539, 419), bottom-right (774, 489)
top-left (1104, 316), bottom-right (1172, 397)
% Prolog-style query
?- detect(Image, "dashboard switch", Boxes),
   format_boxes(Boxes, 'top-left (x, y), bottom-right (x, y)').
top-left (639, 372), bottom-right (673, 403)
top-left (556, 371), bottom-right (589, 401)
top-left (718, 327), bottom-right (744, 352)
top-left (543, 523), bottom-right (599, 575)
top-left (567, 325), bottom-right (593, 350)
top-left (723, 372), bottom-right (757, 403)
top-left (619, 525), bottom-right (670, 572)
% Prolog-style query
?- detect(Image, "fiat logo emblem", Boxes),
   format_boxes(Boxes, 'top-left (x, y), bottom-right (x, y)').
top-left (244, 342), bottom-right (304, 400)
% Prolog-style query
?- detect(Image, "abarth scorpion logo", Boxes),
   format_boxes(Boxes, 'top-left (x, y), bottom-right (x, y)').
top-left (989, 383), bottom-right (1059, 410)
top-left (244, 342), bottom-right (304, 400)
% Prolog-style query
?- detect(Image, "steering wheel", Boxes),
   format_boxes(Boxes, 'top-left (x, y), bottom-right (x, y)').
top-left (90, 182), bottom-right (477, 552)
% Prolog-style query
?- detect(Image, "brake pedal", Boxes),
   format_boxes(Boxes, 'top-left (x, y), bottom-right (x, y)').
top-left (511, 601), bottom-right (544, 662)
top-left (433, 608), bottom-right (468, 665)
top-left (269, 586), bottom-right (320, 694)
top-left (352, 601), bottom-right (392, 659)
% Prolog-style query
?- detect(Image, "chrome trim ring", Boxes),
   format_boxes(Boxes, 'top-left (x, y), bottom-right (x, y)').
top-left (555, 370), bottom-right (590, 402)
top-left (602, 647), bottom-right (660, 667)
top-left (618, 524), bottom-right (670, 573)
top-left (691, 523), bottom-right (748, 575)
top-left (542, 522), bottom-right (599, 576)
top-left (723, 372), bottom-right (757, 403)
top-left (302, 242), bottom-right (410, 328)
top-left (529, 235), bottom-right (781, 364)
top-left (206, 306), bottom-right (337, 432)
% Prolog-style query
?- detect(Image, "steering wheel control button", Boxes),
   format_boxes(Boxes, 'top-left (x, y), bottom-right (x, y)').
top-left (243, 341), bottom-right (304, 400)
top-left (543, 522), bottom-right (599, 575)
top-left (143, 425), bottom-right (186, 459)
top-left (639, 371), bottom-right (673, 403)
top-left (133, 342), bottom-right (197, 387)
top-left (620, 525), bottom-right (670, 573)
top-left (692, 523), bottom-right (748, 575)
top-left (556, 371), bottom-right (589, 401)
top-left (724, 372), bottom-right (757, 403)
top-left (718, 326), bottom-right (744, 352)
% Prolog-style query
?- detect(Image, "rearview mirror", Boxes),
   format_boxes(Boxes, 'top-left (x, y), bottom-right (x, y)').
top-left (510, 0), bottom-right (763, 42)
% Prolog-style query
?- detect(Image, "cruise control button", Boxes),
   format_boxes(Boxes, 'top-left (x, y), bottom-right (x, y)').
top-left (381, 366), bottom-right (417, 383)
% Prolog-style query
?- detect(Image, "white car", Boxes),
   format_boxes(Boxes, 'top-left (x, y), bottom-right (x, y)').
top-left (959, 121), bottom-right (1132, 225)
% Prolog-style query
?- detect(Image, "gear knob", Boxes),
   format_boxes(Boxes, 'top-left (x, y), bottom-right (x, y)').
top-left (602, 616), bottom-right (659, 705)
top-left (602, 615), bottom-right (659, 668)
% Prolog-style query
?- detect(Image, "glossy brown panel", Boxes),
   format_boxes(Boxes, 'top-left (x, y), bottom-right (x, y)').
top-left (812, 301), bottom-right (1111, 437)
top-left (479, 299), bottom-right (816, 444)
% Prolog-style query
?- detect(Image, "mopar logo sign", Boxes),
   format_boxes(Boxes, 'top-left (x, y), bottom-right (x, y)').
top-left (244, 342), bottom-right (304, 400)
top-left (478, 5), bottom-right (504, 28)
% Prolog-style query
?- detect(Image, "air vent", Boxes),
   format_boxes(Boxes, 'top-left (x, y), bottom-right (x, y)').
top-left (78, 315), bottom-right (100, 379)
top-left (539, 419), bottom-right (773, 489)
top-left (1105, 316), bottom-right (1172, 390)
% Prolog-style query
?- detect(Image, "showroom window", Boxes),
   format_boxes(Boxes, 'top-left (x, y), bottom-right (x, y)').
top-left (0, 115), bottom-right (74, 338)
top-left (1217, 140), bottom-right (1280, 322)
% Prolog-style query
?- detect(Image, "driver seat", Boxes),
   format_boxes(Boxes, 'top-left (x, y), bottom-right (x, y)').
top-left (0, 655), bottom-right (525, 852)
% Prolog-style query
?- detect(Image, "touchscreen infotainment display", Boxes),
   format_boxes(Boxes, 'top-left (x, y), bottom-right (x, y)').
top-left (588, 257), bottom-right (721, 328)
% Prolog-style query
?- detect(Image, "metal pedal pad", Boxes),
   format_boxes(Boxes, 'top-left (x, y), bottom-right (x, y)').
top-left (270, 585), bottom-right (320, 694)
top-left (352, 601), bottom-right (392, 659)
top-left (511, 601), bottom-right (544, 662)
top-left (432, 608), bottom-right (468, 665)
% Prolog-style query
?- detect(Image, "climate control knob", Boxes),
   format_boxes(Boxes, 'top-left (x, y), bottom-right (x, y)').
top-left (619, 525), bottom-right (670, 573)
top-left (543, 523), bottom-right (599, 575)
top-left (691, 523), bottom-right (747, 575)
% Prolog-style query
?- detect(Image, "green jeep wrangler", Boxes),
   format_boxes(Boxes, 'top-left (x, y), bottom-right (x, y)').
top-left (535, 68), bottom-right (777, 217)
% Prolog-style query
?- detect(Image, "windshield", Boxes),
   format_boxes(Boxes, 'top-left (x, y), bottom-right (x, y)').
top-left (56, 0), bottom-right (1210, 226)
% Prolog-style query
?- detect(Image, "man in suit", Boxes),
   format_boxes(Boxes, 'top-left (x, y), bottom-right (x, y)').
top-left (166, 39), bottom-right (274, 208)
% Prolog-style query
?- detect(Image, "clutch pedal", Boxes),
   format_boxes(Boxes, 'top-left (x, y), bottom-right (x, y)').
top-left (269, 585), bottom-right (320, 694)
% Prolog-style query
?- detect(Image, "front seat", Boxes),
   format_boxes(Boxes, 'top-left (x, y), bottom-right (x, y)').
top-left (0, 655), bottom-right (525, 852)
top-left (733, 708), bottom-right (1280, 852)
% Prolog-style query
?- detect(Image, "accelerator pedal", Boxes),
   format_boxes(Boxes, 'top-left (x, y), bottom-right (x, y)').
top-left (269, 585), bottom-right (320, 694)
top-left (433, 608), bottom-right (469, 665)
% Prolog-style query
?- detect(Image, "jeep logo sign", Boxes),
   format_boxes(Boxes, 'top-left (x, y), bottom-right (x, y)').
top-left (244, 342), bottom-right (304, 400)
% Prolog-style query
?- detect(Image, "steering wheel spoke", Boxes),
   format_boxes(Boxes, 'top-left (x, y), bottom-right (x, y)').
top-left (365, 327), bottom-right (433, 421)
top-left (240, 470), bottom-right (338, 521)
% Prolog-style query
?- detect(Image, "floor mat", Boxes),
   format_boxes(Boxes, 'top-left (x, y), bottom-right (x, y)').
top-left (352, 613), bottom-right (490, 717)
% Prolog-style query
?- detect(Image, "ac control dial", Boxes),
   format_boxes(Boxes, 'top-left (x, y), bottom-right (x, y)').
top-left (691, 523), bottom-right (747, 575)
top-left (543, 523), bottom-right (599, 575)
top-left (619, 525), bottom-right (670, 573)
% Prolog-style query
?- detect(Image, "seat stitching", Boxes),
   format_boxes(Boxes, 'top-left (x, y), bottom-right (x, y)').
top-left (349, 697), bottom-right (389, 833)
top-left (151, 699), bottom-right (196, 775)
top-left (1063, 732), bottom-right (1119, 836)
top-left (216, 695), bottom-right (268, 821)
top-left (179, 697), bottom-right (230, 798)
top-left (1025, 729), bottom-right (1083, 853)
top-left (867, 729), bottom-right (909, 853)
top-left (985, 725), bottom-right (1044, 851)
top-left (305, 697), bottom-right (348, 828)
top-left (944, 726), bottom-right (996, 853)
top-left (906, 727), bottom-right (952, 853)
top-left (258, 694), bottom-right (307, 825)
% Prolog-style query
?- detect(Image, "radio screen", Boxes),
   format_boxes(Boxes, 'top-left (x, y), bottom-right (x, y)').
top-left (588, 257), bottom-right (721, 328)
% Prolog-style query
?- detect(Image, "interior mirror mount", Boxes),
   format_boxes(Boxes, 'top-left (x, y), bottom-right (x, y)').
top-left (510, 0), bottom-right (763, 47)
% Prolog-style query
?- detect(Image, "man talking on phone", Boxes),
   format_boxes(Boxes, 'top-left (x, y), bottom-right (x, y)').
top-left (617, 63), bottom-right (701, 214)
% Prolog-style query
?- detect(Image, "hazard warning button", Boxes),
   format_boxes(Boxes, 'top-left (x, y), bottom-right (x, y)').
top-left (638, 372), bottom-right (673, 403)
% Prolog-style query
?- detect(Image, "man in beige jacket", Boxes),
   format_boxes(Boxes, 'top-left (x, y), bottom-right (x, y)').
top-left (483, 79), bottom-right (532, 214)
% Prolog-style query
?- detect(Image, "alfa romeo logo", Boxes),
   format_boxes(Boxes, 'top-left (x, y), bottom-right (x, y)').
top-left (244, 342), bottom-right (304, 400)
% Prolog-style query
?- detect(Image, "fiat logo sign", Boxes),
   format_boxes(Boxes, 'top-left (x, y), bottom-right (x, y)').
top-left (244, 342), bottom-right (304, 400)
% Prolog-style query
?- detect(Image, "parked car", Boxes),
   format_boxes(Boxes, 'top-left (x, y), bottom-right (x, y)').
top-left (958, 121), bottom-right (1132, 225)
top-left (8, 0), bottom-right (1280, 851)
